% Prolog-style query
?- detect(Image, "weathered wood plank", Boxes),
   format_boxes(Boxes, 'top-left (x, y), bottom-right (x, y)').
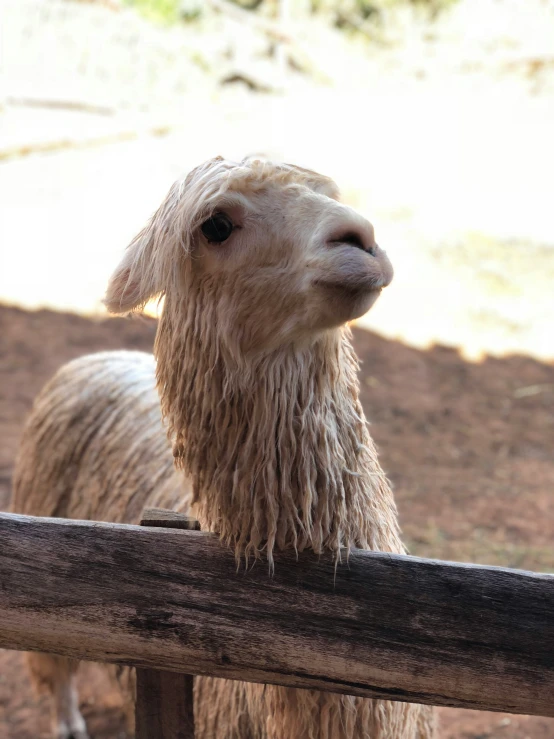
top-left (136, 510), bottom-right (196, 738)
top-left (1, 512), bottom-right (554, 717)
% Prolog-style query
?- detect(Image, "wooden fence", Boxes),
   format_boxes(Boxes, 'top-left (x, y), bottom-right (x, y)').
top-left (1, 509), bottom-right (554, 738)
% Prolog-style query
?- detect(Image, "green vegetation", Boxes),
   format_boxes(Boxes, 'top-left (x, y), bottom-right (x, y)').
top-left (125, 0), bottom-right (458, 27)
top-left (123, 0), bottom-right (183, 24)
top-left (312, 0), bottom-right (458, 35)
top-left (312, 0), bottom-right (457, 16)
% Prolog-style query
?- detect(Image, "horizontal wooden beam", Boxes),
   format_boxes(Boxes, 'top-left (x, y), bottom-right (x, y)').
top-left (1, 512), bottom-right (554, 717)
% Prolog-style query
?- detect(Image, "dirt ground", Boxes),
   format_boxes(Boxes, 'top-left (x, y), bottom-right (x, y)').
top-left (1, 303), bottom-right (553, 739)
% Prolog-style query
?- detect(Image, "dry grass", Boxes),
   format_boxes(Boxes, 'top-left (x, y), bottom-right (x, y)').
top-left (406, 521), bottom-right (554, 572)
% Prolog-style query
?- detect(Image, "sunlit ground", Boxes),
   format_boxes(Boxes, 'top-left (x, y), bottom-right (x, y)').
top-left (1, 0), bottom-right (553, 361)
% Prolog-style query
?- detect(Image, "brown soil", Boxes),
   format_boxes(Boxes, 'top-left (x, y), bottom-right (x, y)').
top-left (1, 303), bottom-right (553, 739)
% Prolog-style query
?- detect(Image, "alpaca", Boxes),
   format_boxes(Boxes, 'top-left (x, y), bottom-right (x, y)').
top-left (12, 156), bottom-right (437, 739)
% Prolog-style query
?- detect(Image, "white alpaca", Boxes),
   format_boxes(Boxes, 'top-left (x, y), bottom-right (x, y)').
top-left (12, 156), bottom-right (437, 739)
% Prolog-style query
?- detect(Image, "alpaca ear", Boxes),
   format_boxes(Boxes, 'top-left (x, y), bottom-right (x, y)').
top-left (104, 228), bottom-right (158, 314)
top-left (104, 182), bottom-right (183, 314)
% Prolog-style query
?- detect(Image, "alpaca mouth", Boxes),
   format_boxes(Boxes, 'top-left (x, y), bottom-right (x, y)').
top-left (314, 279), bottom-right (383, 295)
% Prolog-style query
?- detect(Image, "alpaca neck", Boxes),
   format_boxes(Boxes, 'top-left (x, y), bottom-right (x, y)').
top-left (156, 308), bottom-right (404, 562)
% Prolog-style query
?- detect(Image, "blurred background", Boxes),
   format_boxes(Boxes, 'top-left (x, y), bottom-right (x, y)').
top-left (0, 0), bottom-right (553, 736)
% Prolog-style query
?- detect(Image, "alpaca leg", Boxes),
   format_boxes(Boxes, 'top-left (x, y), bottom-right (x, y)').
top-left (107, 664), bottom-right (136, 736)
top-left (416, 704), bottom-right (438, 738)
top-left (26, 652), bottom-right (89, 739)
top-left (51, 672), bottom-right (88, 739)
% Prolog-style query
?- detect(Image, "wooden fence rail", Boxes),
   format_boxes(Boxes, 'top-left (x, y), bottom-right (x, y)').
top-left (1, 510), bottom-right (554, 724)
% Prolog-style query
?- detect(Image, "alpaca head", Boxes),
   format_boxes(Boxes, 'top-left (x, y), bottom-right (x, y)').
top-left (105, 156), bottom-right (393, 356)
top-left (106, 157), bottom-right (401, 559)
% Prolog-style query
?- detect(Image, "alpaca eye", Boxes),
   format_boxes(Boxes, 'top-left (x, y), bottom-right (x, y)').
top-left (201, 213), bottom-right (234, 243)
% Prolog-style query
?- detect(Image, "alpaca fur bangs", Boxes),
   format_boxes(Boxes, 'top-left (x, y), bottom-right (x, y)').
top-left (104, 157), bottom-right (339, 315)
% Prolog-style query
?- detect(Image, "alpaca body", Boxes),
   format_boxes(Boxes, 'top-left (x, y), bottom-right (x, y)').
top-left (13, 351), bottom-right (186, 525)
top-left (13, 348), bottom-right (435, 739)
top-left (12, 157), bottom-right (436, 738)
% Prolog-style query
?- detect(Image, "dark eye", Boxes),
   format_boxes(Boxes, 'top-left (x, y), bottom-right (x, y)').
top-left (201, 212), bottom-right (234, 243)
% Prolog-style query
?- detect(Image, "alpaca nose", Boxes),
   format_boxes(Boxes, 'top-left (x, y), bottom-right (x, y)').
top-left (327, 222), bottom-right (378, 256)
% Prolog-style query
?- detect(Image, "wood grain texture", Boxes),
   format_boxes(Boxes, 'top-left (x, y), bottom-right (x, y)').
top-left (136, 669), bottom-right (195, 739)
top-left (1, 512), bottom-right (554, 717)
top-left (136, 510), bottom-right (196, 738)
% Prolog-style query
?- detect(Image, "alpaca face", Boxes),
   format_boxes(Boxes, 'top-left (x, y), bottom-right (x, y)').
top-left (192, 184), bottom-right (393, 352)
top-left (105, 157), bottom-right (393, 353)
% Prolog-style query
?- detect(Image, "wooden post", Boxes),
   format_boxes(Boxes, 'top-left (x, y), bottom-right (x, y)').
top-left (140, 508), bottom-right (201, 531)
top-left (136, 508), bottom-right (199, 739)
top-left (136, 669), bottom-right (195, 739)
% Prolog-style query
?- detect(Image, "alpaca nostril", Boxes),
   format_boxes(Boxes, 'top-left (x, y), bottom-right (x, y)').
top-left (341, 232), bottom-right (365, 250)
top-left (331, 231), bottom-right (377, 256)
